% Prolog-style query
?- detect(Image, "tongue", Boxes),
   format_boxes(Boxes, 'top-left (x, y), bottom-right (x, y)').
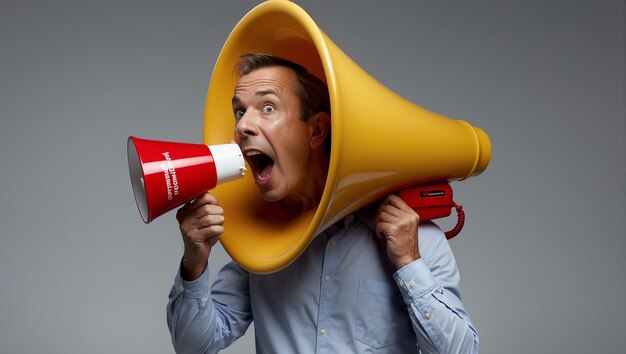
top-left (258, 160), bottom-right (273, 182)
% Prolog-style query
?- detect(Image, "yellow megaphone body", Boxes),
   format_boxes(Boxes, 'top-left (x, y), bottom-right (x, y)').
top-left (204, 0), bottom-right (491, 274)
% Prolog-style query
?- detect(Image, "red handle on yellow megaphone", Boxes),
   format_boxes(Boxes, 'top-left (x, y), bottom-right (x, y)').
top-left (127, 136), bottom-right (246, 223)
top-left (398, 183), bottom-right (465, 240)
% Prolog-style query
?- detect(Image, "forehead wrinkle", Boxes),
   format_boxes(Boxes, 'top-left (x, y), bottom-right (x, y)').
top-left (234, 68), bottom-right (299, 99)
top-left (235, 76), bottom-right (280, 90)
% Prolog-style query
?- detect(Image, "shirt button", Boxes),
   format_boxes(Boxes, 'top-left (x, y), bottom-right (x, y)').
top-left (320, 328), bottom-right (327, 335)
top-left (408, 280), bottom-right (416, 288)
top-left (398, 280), bottom-right (404, 287)
top-left (424, 312), bottom-right (432, 320)
top-left (324, 274), bottom-right (331, 282)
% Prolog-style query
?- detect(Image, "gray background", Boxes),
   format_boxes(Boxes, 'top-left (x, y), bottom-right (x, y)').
top-left (1, 0), bottom-right (623, 353)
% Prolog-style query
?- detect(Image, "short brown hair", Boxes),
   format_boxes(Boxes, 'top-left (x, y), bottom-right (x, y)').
top-left (235, 53), bottom-right (330, 122)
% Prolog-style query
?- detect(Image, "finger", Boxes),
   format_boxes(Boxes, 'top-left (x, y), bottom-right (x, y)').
top-left (375, 223), bottom-right (387, 239)
top-left (385, 194), bottom-right (414, 213)
top-left (190, 193), bottom-right (219, 208)
top-left (196, 212), bottom-right (225, 229)
top-left (376, 196), bottom-right (397, 219)
top-left (183, 221), bottom-right (224, 245)
top-left (181, 206), bottom-right (224, 232)
top-left (382, 204), bottom-right (403, 219)
top-left (177, 193), bottom-right (219, 220)
top-left (375, 221), bottom-right (395, 239)
top-left (385, 194), bottom-right (420, 223)
top-left (381, 194), bottom-right (412, 216)
top-left (196, 224), bottom-right (224, 240)
top-left (376, 209), bottom-right (399, 226)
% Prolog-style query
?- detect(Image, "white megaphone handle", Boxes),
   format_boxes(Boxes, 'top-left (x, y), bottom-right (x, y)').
top-left (209, 143), bottom-right (247, 184)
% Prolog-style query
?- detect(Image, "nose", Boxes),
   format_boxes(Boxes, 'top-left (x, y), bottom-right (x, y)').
top-left (235, 111), bottom-right (259, 139)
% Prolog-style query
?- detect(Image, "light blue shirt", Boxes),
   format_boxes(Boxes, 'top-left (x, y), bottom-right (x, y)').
top-left (167, 205), bottom-right (479, 353)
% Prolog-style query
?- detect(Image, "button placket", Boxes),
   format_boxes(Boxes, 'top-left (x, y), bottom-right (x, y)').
top-left (315, 227), bottom-right (342, 352)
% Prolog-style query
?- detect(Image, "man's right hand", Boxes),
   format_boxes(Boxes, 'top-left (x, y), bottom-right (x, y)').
top-left (176, 192), bottom-right (224, 281)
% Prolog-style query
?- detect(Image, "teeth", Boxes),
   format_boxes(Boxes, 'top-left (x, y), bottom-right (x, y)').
top-left (246, 151), bottom-right (261, 157)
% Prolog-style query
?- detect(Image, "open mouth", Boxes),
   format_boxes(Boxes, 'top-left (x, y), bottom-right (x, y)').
top-left (246, 150), bottom-right (274, 185)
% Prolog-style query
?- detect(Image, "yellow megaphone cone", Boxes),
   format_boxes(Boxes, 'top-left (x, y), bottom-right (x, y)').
top-left (204, 0), bottom-right (491, 274)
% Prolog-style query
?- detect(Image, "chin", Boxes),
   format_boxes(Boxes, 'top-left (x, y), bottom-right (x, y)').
top-left (259, 188), bottom-right (284, 203)
top-left (261, 195), bottom-right (281, 203)
top-left (256, 176), bottom-right (286, 202)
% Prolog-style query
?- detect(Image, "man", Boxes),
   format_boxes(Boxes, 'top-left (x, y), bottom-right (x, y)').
top-left (167, 54), bottom-right (479, 353)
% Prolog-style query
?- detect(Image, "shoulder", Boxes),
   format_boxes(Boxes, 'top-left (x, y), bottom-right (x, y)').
top-left (354, 202), bottom-right (446, 246)
top-left (354, 202), bottom-right (450, 261)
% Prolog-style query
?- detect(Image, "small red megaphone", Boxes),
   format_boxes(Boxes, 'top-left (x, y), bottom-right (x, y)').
top-left (127, 136), bottom-right (247, 223)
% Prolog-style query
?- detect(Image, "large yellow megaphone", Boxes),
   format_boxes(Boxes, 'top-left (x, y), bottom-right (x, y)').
top-left (204, 0), bottom-right (491, 274)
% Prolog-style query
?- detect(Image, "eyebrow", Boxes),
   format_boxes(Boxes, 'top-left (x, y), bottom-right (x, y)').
top-left (232, 89), bottom-right (279, 107)
top-left (255, 89), bottom-right (279, 97)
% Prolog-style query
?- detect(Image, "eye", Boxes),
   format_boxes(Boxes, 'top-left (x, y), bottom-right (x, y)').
top-left (262, 104), bottom-right (275, 113)
top-left (234, 109), bottom-right (245, 120)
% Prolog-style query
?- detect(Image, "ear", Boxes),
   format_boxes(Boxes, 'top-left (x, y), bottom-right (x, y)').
top-left (309, 112), bottom-right (331, 149)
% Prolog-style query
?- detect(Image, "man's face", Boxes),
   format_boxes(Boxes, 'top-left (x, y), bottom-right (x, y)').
top-left (232, 66), bottom-right (314, 202)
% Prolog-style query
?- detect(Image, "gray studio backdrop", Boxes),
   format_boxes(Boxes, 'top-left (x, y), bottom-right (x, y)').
top-left (1, 1), bottom-right (623, 353)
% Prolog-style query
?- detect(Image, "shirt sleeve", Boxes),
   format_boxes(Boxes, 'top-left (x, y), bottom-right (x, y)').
top-left (166, 261), bottom-right (253, 354)
top-left (393, 229), bottom-right (479, 354)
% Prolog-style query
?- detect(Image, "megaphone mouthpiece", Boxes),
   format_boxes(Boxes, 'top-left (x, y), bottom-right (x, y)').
top-left (209, 143), bottom-right (248, 184)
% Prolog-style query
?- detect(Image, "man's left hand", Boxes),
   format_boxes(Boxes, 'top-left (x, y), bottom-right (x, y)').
top-left (375, 194), bottom-right (421, 269)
